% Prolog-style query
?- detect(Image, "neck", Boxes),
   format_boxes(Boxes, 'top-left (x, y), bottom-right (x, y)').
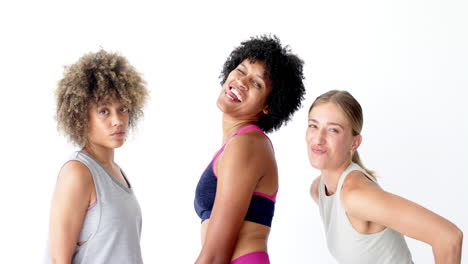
top-left (83, 143), bottom-right (115, 167)
top-left (320, 160), bottom-right (352, 195)
top-left (221, 114), bottom-right (257, 143)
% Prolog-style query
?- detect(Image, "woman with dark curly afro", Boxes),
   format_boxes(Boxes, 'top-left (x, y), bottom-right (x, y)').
top-left (45, 50), bottom-right (148, 264)
top-left (194, 35), bottom-right (305, 264)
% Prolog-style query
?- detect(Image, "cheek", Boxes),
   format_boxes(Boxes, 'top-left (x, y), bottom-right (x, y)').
top-left (332, 137), bottom-right (352, 155)
top-left (305, 129), bottom-right (312, 144)
top-left (87, 118), bottom-right (96, 134)
top-left (88, 116), bottom-right (107, 134)
top-left (226, 72), bottom-right (237, 83)
top-left (123, 115), bottom-right (130, 127)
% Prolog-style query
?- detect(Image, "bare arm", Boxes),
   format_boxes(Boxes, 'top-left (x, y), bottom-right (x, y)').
top-left (195, 133), bottom-right (272, 264)
top-left (342, 171), bottom-right (463, 264)
top-left (310, 176), bottom-right (321, 205)
top-left (48, 161), bottom-right (94, 264)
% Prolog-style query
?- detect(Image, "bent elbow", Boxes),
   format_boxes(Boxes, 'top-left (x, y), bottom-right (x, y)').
top-left (447, 225), bottom-right (463, 248)
top-left (447, 227), bottom-right (463, 262)
top-left (436, 225), bottom-right (463, 258)
top-left (453, 227), bottom-right (463, 249)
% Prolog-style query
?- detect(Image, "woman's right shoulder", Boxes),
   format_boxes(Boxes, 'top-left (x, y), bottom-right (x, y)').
top-left (310, 176), bottom-right (321, 204)
top-left (57, 159), bottom-right (93, 186)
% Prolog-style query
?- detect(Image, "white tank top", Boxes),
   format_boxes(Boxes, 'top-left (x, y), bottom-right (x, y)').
top-left (45, 151), bottom-right (143, 264)
top-left (318, 162), bottom-right (413, 264)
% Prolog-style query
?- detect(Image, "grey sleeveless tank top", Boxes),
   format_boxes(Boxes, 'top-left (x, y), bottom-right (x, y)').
top-left (45, 151), bottom-right (143, 264)
top-left (318, 162), bottom-right (413, 264)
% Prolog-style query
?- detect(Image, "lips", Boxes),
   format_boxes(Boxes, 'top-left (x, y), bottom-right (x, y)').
top-left (111, 132), bottom-right (126, 138)
top-left (225, 85), bottom-right (243, 102)
top-left (311, 147), bottom-right (326, 154)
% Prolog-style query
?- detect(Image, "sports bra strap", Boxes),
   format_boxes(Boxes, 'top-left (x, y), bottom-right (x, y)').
top-left (213, 124), bottom-right (270, 161)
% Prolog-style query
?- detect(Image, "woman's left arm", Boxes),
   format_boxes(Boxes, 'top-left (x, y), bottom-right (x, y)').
top-left (342, 171), bottom-right (463, 264)
top-left (195, 134), bottom-right (272, 264)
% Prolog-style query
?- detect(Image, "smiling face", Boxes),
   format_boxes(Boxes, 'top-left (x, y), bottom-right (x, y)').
top-left (85, 98), bottom-right (130, 150)
top-left (306, 102), bottom-right (362, 171)
top-left (217, 59), bottom-right (272, 120)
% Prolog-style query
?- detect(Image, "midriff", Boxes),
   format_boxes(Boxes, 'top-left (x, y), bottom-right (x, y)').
top-left (201, 219), bottom-right (270, 260)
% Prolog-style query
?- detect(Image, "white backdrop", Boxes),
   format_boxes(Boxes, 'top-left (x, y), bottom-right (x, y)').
top-left (1, 0), bottom-right (467, 263)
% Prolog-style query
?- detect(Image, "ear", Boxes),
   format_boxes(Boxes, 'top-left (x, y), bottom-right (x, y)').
top-left (351, 135), bottom-right (362, 152)
top-left (262, 105), bottom-right (269, 115)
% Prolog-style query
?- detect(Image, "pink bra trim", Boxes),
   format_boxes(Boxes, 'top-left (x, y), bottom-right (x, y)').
top-left (253, 190), bottom-right (278, 202)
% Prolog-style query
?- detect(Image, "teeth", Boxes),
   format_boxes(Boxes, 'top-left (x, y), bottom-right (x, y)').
top-left (231, 88), bottom-right (243, 102)
top-left (226, 93), bottom-right (234, 100)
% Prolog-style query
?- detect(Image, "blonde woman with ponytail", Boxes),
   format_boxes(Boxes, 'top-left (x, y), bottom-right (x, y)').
top-left (307, 90), bottom-right (462, 264)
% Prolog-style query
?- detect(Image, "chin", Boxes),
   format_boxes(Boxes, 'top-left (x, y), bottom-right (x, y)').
top-left (216, 95), bottom-right (234, 114)
top-left (216, 97), bottom-right (224, 112)
top-left (109, 141), bottom-right (125, 149)
top-left (308, 158), bottom-right (326, 170)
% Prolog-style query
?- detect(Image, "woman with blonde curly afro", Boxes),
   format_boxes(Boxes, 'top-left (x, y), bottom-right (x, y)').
top-left (45, 50), bottom-right (148, 264)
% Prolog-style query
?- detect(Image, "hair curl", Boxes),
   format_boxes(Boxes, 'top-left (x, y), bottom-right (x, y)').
top-left (220, 34), bottom-right (305, 133)
top-left (55, 50), bottom-right (148, 146)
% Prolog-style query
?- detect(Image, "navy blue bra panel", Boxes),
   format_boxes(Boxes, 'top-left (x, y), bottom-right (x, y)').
top-left (194, 160), bottom-right (217, 221)
top-left (194, 160), bottom-right (275, 227)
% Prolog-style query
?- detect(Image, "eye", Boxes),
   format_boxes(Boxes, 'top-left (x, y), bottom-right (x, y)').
top-left (98, 109), bottom-right (109, 115)
top-left (329, 128), bottom-right (339, 133)
top-left (236, 68), bottom-right (245, 75)
top-left (252, 81), bottom-right (262, 88)
top-left (120, 107), bottom-right (129, 113)
top-left (308, 123), bottom-right (318, 129)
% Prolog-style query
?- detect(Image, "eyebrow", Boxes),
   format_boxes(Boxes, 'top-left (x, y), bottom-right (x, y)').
top-left (97, 102), bottom-right (110, 107)
top-left (239, 63), bottom-right (266, 81)
top-left (308, 119), bottom-right (345, 129)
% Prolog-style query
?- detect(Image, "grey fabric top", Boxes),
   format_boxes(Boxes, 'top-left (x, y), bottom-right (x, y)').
top-left (318, 162), bottom-right (413, 264)
top-left (45, 151), bottom-right (143, 264)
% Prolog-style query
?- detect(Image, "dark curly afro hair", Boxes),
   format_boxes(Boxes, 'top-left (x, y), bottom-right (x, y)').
top-left (56, 50), bottom-right (148, 146)
top-left (220, 34), bottom-right (305, 133)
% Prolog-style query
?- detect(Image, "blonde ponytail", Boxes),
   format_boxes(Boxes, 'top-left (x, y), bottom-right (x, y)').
top-left (352, 151), bottom-right (375, 180)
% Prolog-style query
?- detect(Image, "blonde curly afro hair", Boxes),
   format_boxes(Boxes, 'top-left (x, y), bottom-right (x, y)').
top-left (56, 50), bottom-right (148, 146)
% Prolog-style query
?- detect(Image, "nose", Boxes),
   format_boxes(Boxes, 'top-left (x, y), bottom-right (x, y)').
top-left (307, 127), bottom-right (326, 145)
top-left (315, 129), bottom-right (326, 144)
top-left (111, 112), bottom-right (124, 127)
top-left (236, 76), bottom-right (248, 90)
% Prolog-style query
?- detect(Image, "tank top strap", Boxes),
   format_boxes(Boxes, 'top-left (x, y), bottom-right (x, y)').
top-left (336, 162), bottom-right (361, 193)
top-left (66, 151), bottom-right (104, 196)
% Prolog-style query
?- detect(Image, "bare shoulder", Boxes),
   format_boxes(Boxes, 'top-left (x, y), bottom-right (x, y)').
top-left (233, 130), bottom-right (271, 148)
top-left (340, 170), bottom-right (382, 211)
top-left (51, 160), bottom-right (95, 224)
top-left (57, 160), bottom-right (94, 190)
top-left (310, 176), bottom-right (321, 204)
top-left (217, 130), bottom-right (273, 186)
top-left (224, 130), bottom-right (272, 160)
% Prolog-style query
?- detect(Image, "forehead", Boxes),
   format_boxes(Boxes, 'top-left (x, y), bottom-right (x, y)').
top-left (308, 102), bottom-right (350, 126)
top-left (240, 59), bottom-right (267, 74)
top-left (92, 96), bottom-right (124, 107)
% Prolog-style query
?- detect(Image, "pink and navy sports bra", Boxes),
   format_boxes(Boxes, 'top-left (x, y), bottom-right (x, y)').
top-left (194, 125), bottom-right (277, 227)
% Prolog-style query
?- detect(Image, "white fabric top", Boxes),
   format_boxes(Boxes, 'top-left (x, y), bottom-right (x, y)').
top-left (318, 162), bottom-right (413, 264)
